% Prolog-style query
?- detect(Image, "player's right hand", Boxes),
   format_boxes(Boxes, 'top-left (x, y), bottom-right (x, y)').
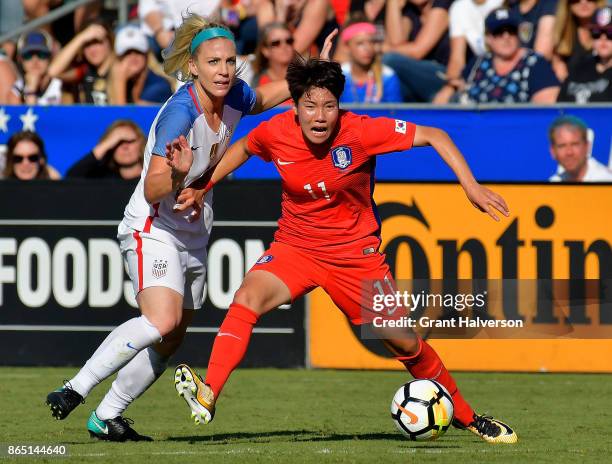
top-left (165, 135), bottom-right (193, 177)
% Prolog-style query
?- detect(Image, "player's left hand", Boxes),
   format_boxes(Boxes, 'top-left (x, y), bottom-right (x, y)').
top-left (320, 28), bottom-right (338, 61)
top-left (464, 182), bottom-right (509, 221)
top-left (173, 187), bottom-right (204, 223)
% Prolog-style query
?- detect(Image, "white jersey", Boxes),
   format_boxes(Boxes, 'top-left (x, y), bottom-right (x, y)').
top-left (120, 79), bottom-right (256, 248)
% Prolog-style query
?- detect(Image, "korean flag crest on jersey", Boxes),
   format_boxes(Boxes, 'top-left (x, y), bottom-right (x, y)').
top-left (331, 146), bottom-right (352, 169)
top-left (395, 119), bottom-right (407, 134)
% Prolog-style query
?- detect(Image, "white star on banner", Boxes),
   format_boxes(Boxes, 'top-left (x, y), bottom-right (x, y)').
top-left (0, 108), bottom-right (10, 133)
top-left (20, 108), bottom-right (38, 132)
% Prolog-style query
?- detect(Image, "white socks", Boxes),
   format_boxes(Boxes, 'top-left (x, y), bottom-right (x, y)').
top-left (70, 316), bottom-right (162, 398)
top-left (96, 347), bottom-right (168, 420)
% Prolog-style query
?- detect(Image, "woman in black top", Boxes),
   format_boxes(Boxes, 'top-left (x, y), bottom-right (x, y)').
top-left (558, 6), bottom-right (612, 102)
top-left (67, 120), bottom-right (145, 179)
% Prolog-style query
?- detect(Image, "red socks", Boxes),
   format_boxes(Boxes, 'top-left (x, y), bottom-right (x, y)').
top-left (399, 339), bottom-right (475, 426)
top-left (205, 306), bottom-right (475, 426)
top-left (205, 303), bottom-right (259, 398)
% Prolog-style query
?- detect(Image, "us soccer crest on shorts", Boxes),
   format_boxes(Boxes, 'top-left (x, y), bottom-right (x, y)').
top-left (152, 259), bottom-right (168, 278)
top-left (256, 255), bottom-right (274, 264)
top-left (331, 146), bottom-right (352, 169)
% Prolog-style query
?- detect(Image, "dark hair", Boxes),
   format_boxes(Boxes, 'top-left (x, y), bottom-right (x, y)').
top-left (548, 115), bottom-right (589, 145)
top-left (3, 131), bottom-right (49, 179)
top-left (286, 57), bottom-right (345, 104)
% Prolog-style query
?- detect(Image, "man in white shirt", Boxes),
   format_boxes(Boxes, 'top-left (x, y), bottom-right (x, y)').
top-left (549, 115), bottom-right (612, 182)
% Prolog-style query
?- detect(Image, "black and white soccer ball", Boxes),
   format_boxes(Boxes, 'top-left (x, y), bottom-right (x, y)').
top-left (390, 379), bottom-right (454, 441)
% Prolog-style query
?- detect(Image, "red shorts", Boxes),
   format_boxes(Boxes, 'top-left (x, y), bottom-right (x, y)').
top-left (249, 241), bottom-right (401, 325)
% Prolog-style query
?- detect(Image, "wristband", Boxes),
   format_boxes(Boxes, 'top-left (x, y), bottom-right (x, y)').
top-left (204, 180), bottom-right (216, 193)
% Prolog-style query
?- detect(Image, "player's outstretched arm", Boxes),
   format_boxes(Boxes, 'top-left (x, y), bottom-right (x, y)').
top-left (172, 137), bottom-right (251, 218)
top-left (413, 125), bottom-right (510, 221)
top-left (144, 136), bottom-right (193, 204)
top-left (250, 29), bottom-right (338, 114)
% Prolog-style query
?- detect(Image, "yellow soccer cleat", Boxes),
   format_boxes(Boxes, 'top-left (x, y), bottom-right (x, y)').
top-left (459, 414), bottom-right (518, 444)
top-left (174, 364), bottom-right (215, 425)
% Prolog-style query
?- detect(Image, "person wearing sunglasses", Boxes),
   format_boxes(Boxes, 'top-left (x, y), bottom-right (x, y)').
top-left (459, 8), bottom-right (559, 103)
top-left (2, 131), bottom-right (60, 180)
top-left (252, 22), bottom-right (296, 105)
top-left (552, 0), bottom-right (607, 81)
top-left (66, 120), bottom-right (146, 180)
top-left (558, 6), bottom-right (612, 102)
top-left (7, 30), bottom-right (62, 105)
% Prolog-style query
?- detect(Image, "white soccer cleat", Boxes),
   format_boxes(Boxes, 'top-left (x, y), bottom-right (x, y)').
top-left (174, 364), bottom-right (215, 425)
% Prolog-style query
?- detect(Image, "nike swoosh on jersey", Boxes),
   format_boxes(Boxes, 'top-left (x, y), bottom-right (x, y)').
top-left (126, 342), bottom-right (138, 351)
top-left (217, 332), bottom-right (242, 340)
top-left (277, 159), bottom-right (295, 165)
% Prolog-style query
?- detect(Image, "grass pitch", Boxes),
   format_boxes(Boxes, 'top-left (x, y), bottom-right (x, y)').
top-left (1, 368), bottom-right (610, 463)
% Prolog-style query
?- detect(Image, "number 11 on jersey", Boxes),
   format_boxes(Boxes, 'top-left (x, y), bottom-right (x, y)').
top-left (304, 182), bottom-right (331, 201)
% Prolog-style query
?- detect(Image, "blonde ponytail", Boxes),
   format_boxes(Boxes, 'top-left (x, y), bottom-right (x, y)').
top-left (162, 14), bottom-right (229, 82)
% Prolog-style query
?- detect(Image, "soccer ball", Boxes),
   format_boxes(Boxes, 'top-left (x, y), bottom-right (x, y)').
top-left (390, 379), bottom-right (454, 441)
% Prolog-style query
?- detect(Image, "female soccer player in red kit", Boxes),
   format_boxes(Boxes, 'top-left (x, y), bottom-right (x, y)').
top-left (168, 58), bottom-right (517, 444)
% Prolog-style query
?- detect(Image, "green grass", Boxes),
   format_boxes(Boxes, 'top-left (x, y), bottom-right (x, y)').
top-left (1, 368), bottom-right (611, 463)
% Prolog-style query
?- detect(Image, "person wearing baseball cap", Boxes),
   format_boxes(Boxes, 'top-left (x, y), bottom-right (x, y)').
top-left (7, 30), bottom-right (62, 105)
top-left (485, 7), bottom-right (521, 35)
top-left (108, 25), bottom-right (172, 104)
top-left (558, 6), bottom-right (612, 103)
top-left (114, 25), bottom-right (149, 57)
top-left (459, 7), bottom-right (559, 103)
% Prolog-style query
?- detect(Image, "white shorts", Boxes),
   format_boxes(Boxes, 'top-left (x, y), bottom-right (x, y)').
top-left (118, 225), bottom-right (207, 310)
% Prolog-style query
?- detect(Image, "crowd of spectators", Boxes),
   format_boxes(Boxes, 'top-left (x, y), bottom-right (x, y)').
top-left (0, 1), bottom-right (610, 183)
top-left (0, 0), bottom-right (609, 106)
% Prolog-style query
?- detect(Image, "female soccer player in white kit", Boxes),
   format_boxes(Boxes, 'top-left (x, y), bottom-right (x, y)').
top-left (45, 14), bottom-right (334, 441)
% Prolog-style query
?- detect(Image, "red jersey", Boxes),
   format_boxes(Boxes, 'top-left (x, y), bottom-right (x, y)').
top-left (246, 110), bottom-right (416, 257)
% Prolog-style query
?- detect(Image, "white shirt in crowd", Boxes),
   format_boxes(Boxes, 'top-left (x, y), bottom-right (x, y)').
top-left (449, 0), bottom-right (503, 57)
top-left (550, 157), bottom-right (612, 182)
top-left (12, 77), bottom-right (62, 105)
top-left (138, 0), bottom-right (221, 37)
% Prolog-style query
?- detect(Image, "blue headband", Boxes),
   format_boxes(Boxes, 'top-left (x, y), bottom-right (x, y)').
top-left (190, 27), bottom-right (235, 54)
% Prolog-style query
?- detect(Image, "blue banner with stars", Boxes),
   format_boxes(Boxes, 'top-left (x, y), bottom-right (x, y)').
top-left (0, 105), bottom-right (610, 181)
